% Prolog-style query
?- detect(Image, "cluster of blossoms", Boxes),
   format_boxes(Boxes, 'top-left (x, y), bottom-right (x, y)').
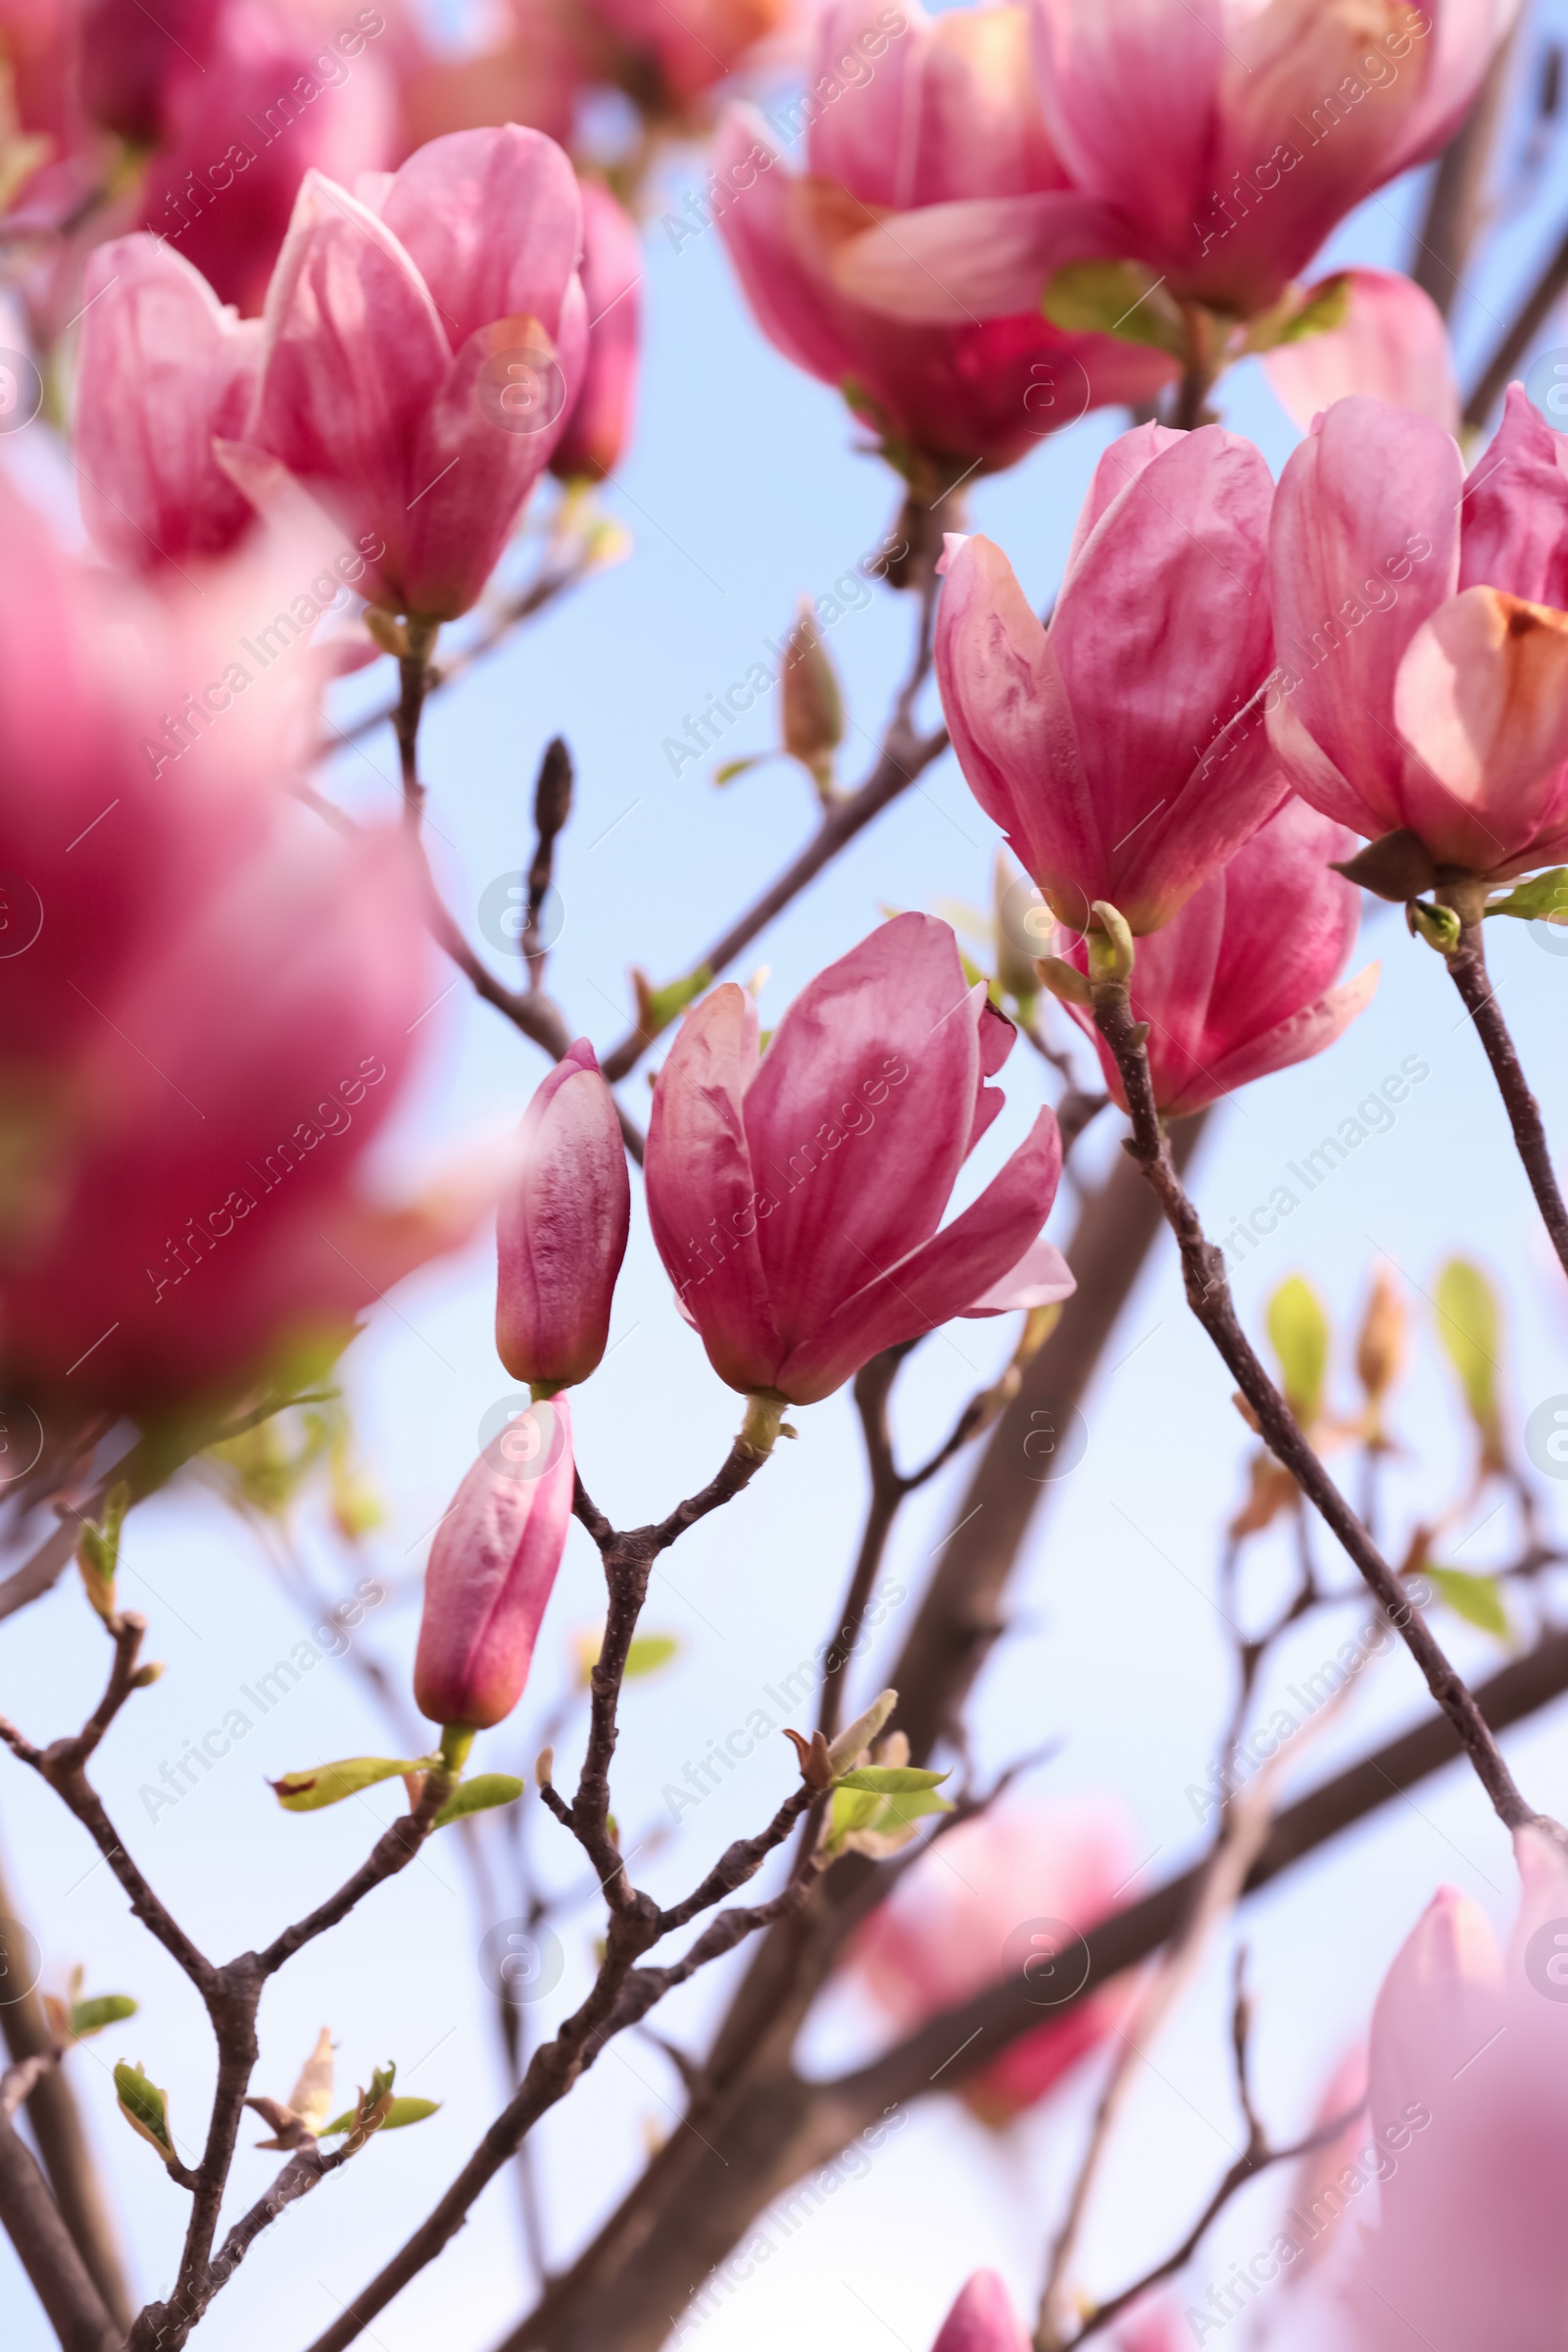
top-left (8, 0), bottom-right (1568, 2342)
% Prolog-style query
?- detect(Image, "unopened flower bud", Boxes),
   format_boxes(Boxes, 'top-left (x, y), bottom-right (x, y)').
top-left (1034, 956), bottom-right (1094, 1007)
top-left (1088, 902), bottom-right (1136, 983)
top-left (1406, 899), bottom-right (1463, 954)
top-left (413, 1403), bottom-right (575, 1732)
top-left (1356, 1268), bottom-right (1407, 1409)
top-left (781, 596), bottom-right (843, 800)
top-left (497, 1041), bottom-right (630, 1392)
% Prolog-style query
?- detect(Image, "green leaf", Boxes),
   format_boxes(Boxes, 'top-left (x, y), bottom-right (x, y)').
top-left (1434, 1259), bottom-right (1501, 1441)
top-left (873, 1788), bottom-right (955, 1829)
top-left (270, 1756), bottom-right (423, 1812)
top-left (1486, 867), bottom-right (1568, 924)
top-left (72, 1994), bottom-right (137, 2038)
top-left (433, 1774), bottom-right (525, 1828)
top-left (1427, 1566), bottom-right (1510, 1640)
top-left (623, 1634), bottom-right (680, 1681)
top-left (1267, 1276), bottom-right (1331, 1423)
top-left (712, 756), bottom-right (769, 786)
top-left (827, 1786), bottom-right (885, 1842)
top-left (1042, 260), bottom-right (1185, 356)
top-left (834, 1766), bottom-right (951, 1794)
top-left (321, 2095), bottom-right (440, 2136)
top-left (1271, 271), bottom-right (1351, 346)
top-left (114, 2060), bottom-right (173, 2160)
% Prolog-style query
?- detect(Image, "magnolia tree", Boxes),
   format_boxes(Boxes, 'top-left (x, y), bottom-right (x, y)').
top-left (5, 0), bottom-right (1568, 2346)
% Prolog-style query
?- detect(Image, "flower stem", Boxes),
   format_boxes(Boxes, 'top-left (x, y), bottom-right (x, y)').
top-left (1090, 970), bottom-right (1547, 1838)
top-left (394, 618), bottom-right (440, 830)
top-left (1441, 905), bottom-right (1568, 1282)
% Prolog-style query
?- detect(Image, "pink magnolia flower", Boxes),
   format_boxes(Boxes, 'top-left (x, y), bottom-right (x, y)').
top-left (852, 1798), bottom-right (1139, 2125)
top-left (0, 476), bottom-right (472, 1409)
top-left (930, 2274), bottom-right (1030, 2352)
top-left (586, 0), bottom-right (790, 106)
top-left (1326, 1829), bottom-right (1568, 2351)
top-left (550, 180), bottom-right (641, 483)
top-left (936, 424), bottom-right (1286, 937)
top-left (496, 1040), bottom-right (630, 1392)
top-left (1269, 386), bottom-right (1568, 884)
top-left (833, 0), bottom-right (1512, 329)
top-left (644, 915), bottom-right (1073, 1407)
top-left (236, 124), bottom-right (586, 620)
top-left (1062, 799), bottom-right (1377, 1117)
top-left (136, 0), bottom-right (399, 318)
top-left (74, 235), bottom-right (263, 574)
top-left (80, 0), bottom-right (222, 141)
top-left (712, 0), bottom-right (1174, 480)
top-left (1262, 269), bottom-right (1459, 438)
top-left (413, 1400), bottom-right (575, 1730)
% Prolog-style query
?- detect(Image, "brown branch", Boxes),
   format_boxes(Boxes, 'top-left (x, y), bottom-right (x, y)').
top-left (493, 1610), bottom-right (1568, 2352)
top-left (1414, 24), bottom-right (1521, 321)
top-left (1091, 973), bottom-right (1544, 1837)
top-left (0, 2094), bottom-right (119, 2352)
top-left (0, 1830), bottom-right (133, 2329)
top-left (205, 2142), bottom-right (348, 2297)
top-left (1444, 908), bottom-right (1568, 1280)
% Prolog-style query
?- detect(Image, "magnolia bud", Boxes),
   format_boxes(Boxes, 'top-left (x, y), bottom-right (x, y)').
top-left (497, 1041), bottom-right (630, 1392)
top-left (1356, 1269), bottom-right (1406, 1407)
top-left (781, 597), bottom-right (843, 800)
top-left (413, 1402), bottom-right (575, 1732)
top-left (1088, 901), bottom-right (1136, 982)
top-left (1406, 900), bottom-right (1462, 954)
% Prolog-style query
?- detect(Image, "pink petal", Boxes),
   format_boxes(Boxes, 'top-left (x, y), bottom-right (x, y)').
top-left (644, 984), bottom-right (781, 1394)
top-left (1268, 394), bottom-right (1462, 840)
top-left (744, 913), bottom-right (981, 1353)
top-left (1394, 586), bottom-right (1568, 873)
top-left (74, 234), bottom-right (260, 572)
top-left (960, 1236), bottom-right (1075, 1315)
top-left (251, 170), bottom-right (451, 594)
top-left (379, 124), bottom-right (583, 354)
top-left (776, 1107), bottom-right (1062, 1403)
top-left (829, 189), bottom-right (1134, 323)
top-left (1263, 269), bottom-right (1459, 438)
top-left (1459, 381), bottom-right (1568, 608)
top-left (931, 2272), bottom-right (1030, 2352)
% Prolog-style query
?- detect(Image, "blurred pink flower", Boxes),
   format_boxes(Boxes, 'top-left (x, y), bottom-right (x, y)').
top-left (1269, 386), bottom-right (1568, 884)
top-left (587, 0), bottom-right (791, 106)
top-left (713, 0), bottom-right (1174, 480)
top-left (0, 476), bottom-right (475, 1409)
top-left (136, 0), bottom-right (399, 317)
top-left (1062, 799), bottom-right (1376, 1117)
top-left (80, 0), bottom-right (223, 142)
top-left (496, 1039), bottom-right (630, 1393)
top-left (550, 179), bottom-right (641, 483)
top-left (644, 914), bottom-right (1072, 1407)
top-left (1321, 1830), bottom-right (1568, 2351)
top-left (74, 234), bottom-right (262, 574)
top-left (936, 424), bottom-right (1286, 937)
top-left (234, 124), bottom-right (586, 619)
top-left (930, 2273), bottom-right (1030, 2352)
top-left (835, 0), bottom-right (1513, 329)
top-left (413, 1400), bottom-right (575, 1729)
top-left (1262, 269), bottom-right (1459, 438)
top-left (852, 1798), bottom-right (1139, 2125)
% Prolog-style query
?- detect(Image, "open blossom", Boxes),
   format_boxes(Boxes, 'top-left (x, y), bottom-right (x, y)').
top-left (852, 1799), bottom-right (1138, 2124)
top-left (0, 476), bottom-right (475, 1409)
top-left (1062, 800), bottom-right (1377, 1117)
top-left (496, 1040), bottom-right (630, 1392)
top-left (1269, 387), bottom-right (1568, 885)
top-left (831, 0), bottom-right (1511, 331)
top-left (74, 235), bottom-right (262, 573)
top-left (550, 180), bottom-right (641, 483)
top-left (644, 916), bottom-right (1072, 1407)
top-left (930, 2274), bottom-right (1030, 2352)
top-left (1299, 1830), bottom-right (1568, 2352)
top-left (413, 1401), bottom-right (575, 1729)
top-left (936, 424), bottom-right (1286, 936)
top-left (235, 124), bottom-right (586, 620)
top-left (713, 0), bottom-right (1173, 480)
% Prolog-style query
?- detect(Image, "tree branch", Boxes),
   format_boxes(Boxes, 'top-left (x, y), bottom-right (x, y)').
top-left (1091, 975), bottom-right (1544, 1837)
top-left (1443, 908), bottom-right (1568, 1281)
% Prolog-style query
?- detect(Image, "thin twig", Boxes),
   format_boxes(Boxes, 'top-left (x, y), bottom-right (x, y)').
top-left (1089, 971), bottom-right (1546, 1838)
top-left (1443, 909), bottom-right (1568, 1280)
